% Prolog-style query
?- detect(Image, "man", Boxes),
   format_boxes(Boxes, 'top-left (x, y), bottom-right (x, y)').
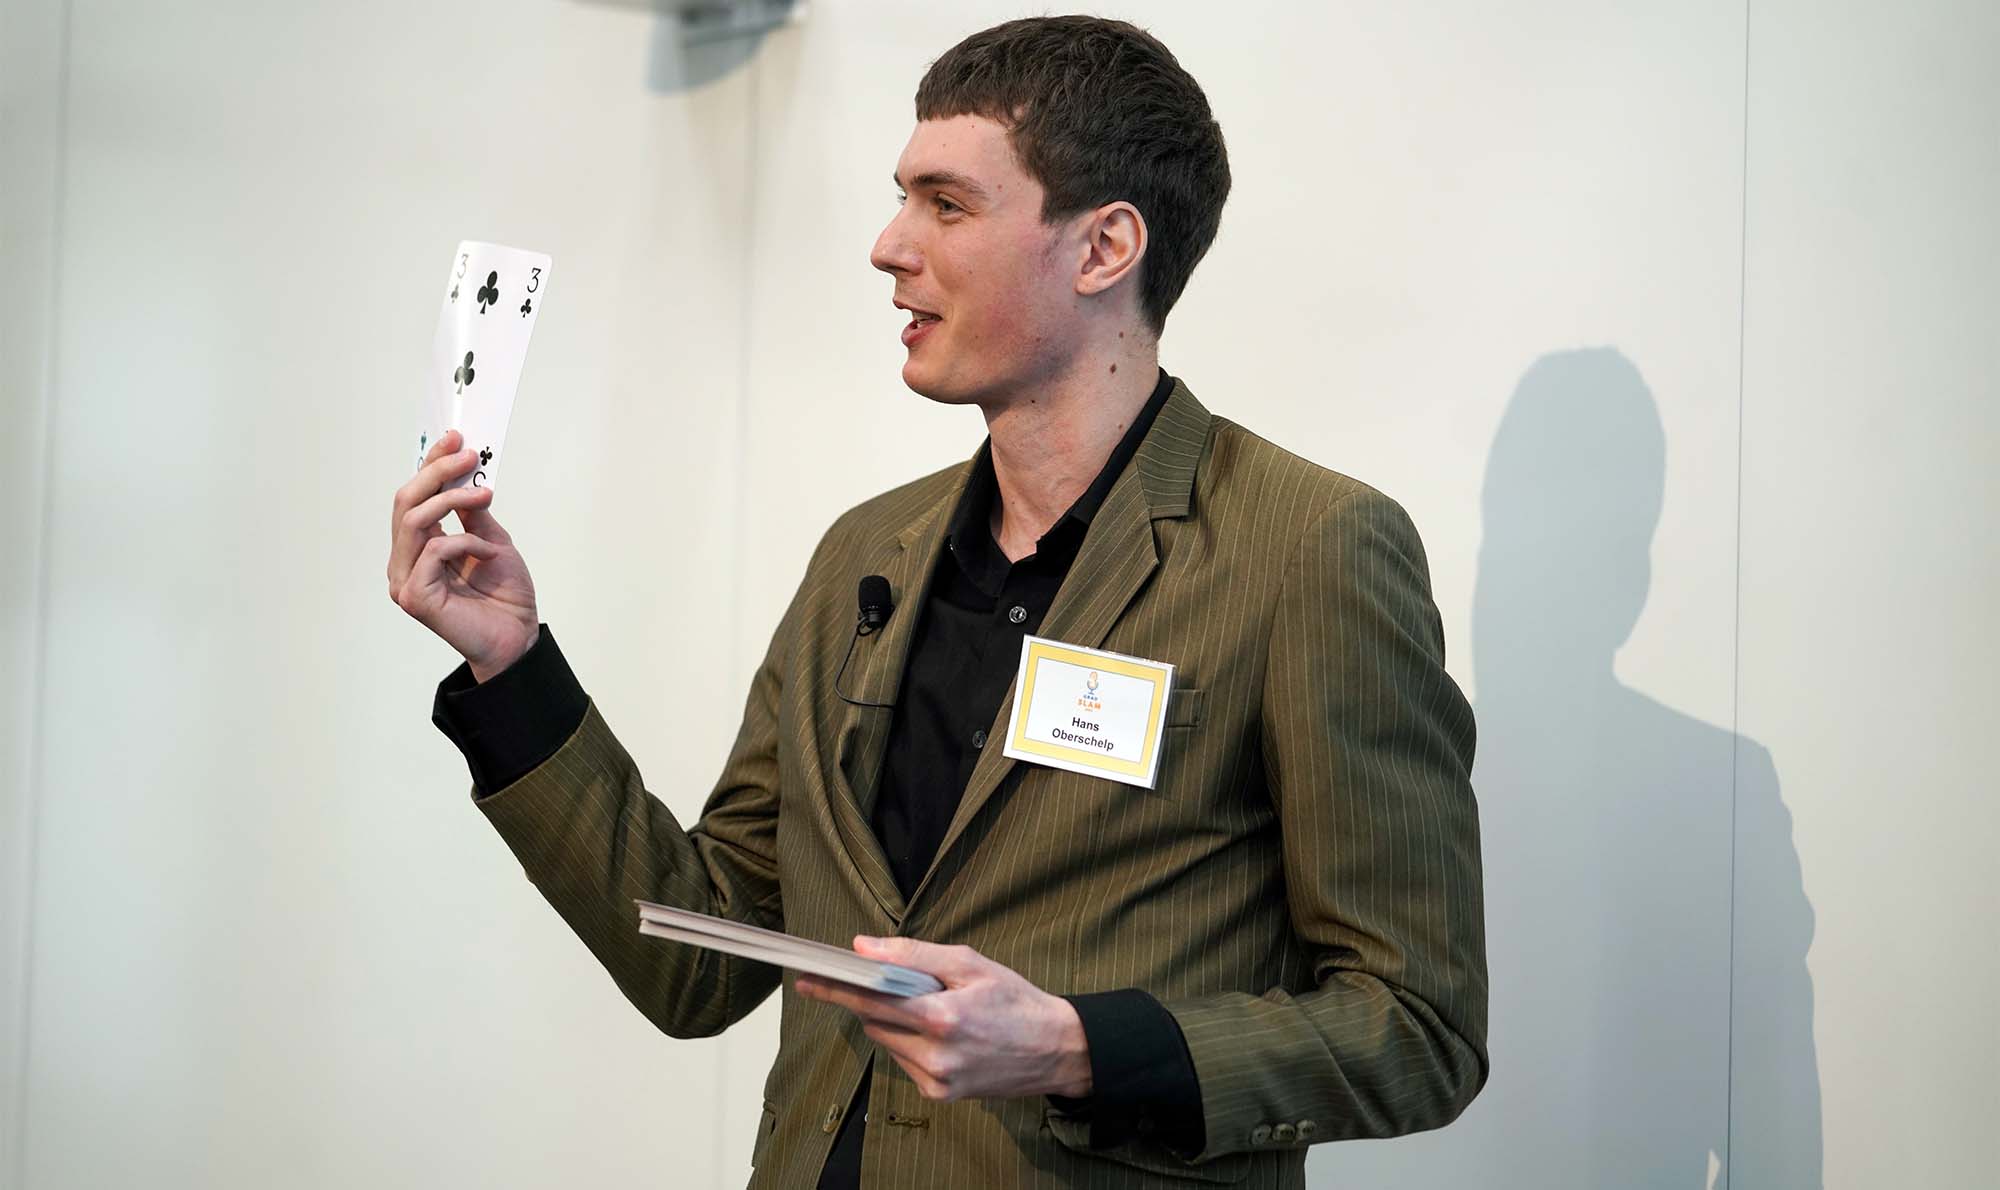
top-left (387, 16), bottom-right (1486, 1188)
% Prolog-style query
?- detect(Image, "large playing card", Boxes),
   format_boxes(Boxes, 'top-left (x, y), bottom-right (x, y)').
top-left (414, 240), bottom-right (552, 491)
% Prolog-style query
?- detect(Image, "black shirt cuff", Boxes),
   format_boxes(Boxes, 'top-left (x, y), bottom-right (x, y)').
top-left (1047, 988), bottom-right (1206, 1155)
top-left (430, 623), bottom-right (588, 799)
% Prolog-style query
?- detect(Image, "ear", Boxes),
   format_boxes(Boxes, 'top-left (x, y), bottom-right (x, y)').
top-left (1073, 201), bottom-right (1147, 301)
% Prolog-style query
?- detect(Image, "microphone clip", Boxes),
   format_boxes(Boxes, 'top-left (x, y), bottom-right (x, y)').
top-left (837, 575), bottom-right (896, 708)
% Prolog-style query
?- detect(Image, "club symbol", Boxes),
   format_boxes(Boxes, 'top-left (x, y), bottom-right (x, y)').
top-left (479, 447), bottom-right (493, 465)
top-left (476, 270), bottom-right (500, 313)
top-left (519, 296), bottom-right (533, 317)
top-left (454, 350), bottom-right (476, 393)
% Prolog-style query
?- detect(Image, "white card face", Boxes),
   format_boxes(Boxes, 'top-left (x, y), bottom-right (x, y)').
top-left (414, 240), bottom-right (552, 491)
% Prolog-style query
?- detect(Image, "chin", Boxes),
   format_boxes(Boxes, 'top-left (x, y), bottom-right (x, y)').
top-left (900, 359), bottom-right (981, 406)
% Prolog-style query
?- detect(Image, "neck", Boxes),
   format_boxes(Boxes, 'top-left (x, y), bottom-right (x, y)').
top-left (981, 337), bottom-right (1159, 562)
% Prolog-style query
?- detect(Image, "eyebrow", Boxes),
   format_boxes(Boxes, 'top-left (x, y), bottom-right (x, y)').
top-left (893, 169), bottom-right (991, 200)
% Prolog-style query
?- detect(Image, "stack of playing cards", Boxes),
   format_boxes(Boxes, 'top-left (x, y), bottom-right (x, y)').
top-left (413, 240), bottom-right (552, 491)
top-left (634, 901), bottom-right (945, 997)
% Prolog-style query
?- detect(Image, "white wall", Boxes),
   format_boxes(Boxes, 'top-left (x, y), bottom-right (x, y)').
top-left (3, 2), bottom-right (1991, 1187)
top-left (11, 2), bottom-right (758, 1185)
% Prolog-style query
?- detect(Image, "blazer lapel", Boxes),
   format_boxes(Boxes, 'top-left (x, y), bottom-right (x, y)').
top-left (907, 379), bottom-right (1213, 911)
top-left (825, 462), bottom-right (968, 924)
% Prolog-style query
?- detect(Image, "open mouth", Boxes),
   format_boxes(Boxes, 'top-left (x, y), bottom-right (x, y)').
top-left (896, 300), bottom-right (941, 346)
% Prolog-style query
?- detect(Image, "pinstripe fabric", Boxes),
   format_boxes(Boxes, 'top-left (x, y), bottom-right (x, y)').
top-left (472, 379), bottom-right (1487, 1188)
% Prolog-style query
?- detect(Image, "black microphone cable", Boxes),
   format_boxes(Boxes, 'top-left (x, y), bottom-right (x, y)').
top-left (835, 575), bottom-right (896, 708)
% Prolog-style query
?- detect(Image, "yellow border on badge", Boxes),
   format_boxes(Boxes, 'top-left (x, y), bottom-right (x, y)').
top-left (1007, 639), bottom-right (1168, 779)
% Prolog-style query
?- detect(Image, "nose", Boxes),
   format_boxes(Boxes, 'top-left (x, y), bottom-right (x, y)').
top-left (870, 205), bottom-right (919, 277)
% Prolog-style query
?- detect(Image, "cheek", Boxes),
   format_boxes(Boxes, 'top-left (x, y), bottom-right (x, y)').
top-left (948, 242), bottom-right (1066, 349)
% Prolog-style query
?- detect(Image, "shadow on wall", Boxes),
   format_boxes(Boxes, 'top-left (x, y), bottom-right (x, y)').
top-left (1319, 348), bottom-right (1821, 1188)
top-left (572, 0), bottom-right (781, 92)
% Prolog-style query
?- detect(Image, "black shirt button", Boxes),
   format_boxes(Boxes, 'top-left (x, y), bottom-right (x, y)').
top-left (972, 729), bottom-right (986, 749)
top-left (1007, 605), bottom-right (1028, 624)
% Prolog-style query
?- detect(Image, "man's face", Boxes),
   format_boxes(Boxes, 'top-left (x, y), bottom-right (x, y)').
top-left (871, 115), bottom-right (1083, 405)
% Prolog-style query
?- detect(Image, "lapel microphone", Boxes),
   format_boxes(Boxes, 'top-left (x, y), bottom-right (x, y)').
top-left (856, 575), bottom-right (893, 635)
top-left (836, 575), bottom-right (896, 708)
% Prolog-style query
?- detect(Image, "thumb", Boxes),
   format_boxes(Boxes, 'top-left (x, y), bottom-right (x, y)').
top-left (457, 501), bottom-right (514, 546)
top-left (854, 935), bottom-right (974, 979)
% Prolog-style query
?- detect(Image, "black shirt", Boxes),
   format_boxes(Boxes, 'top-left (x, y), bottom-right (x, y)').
top-left (432, 368), bottom-right (1203, 1184)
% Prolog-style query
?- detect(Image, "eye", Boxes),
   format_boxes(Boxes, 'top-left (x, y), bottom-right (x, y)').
top-left (934, 196), bottom-right (961, 215)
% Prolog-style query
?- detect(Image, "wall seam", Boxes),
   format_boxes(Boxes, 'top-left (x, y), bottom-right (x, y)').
top-left (1725, 0), bottom-right (1753, 1186)
top-left (718, 34), bottom-right (765, 1183)
top-left (9, 0), bottom-right (76, 1185)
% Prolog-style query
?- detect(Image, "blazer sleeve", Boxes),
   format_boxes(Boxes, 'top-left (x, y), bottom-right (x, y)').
top-left (466, 541), bottom-right (825, 1041)
top-left (1160, 486), bottom-right (1489, 1159)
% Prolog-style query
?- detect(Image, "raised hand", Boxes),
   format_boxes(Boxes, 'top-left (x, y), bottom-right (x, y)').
top-left (387, 427), bottom-right (540, 681)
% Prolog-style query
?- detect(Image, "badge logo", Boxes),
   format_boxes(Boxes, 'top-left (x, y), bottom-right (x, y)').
top-left (1077, 670), bottom-right (1104, 712)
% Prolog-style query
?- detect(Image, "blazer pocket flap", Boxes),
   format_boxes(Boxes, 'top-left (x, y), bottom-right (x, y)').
top-left (1165, 686), bottom-right (1205, 729)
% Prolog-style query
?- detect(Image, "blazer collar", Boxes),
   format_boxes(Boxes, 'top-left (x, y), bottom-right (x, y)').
top-left (850, 377), bottom-right (1215, 916)
top-left (831, 379), bottom-right (1213, 921)
top-left (897, 374), bottom-right (1209, 552)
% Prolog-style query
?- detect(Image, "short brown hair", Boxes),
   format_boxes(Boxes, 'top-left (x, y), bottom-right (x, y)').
top-left (915, 15), bottom-right (1231, 336)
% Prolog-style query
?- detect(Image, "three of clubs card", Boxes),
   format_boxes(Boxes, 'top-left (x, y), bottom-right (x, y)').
top-left (414, 240), bottom-right (552, 492)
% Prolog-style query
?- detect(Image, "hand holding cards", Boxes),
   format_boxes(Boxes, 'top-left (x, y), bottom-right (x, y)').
top-left (634, 901), bottom-right (945, 997)
top-left (413, 241), bottom-right (552, 492)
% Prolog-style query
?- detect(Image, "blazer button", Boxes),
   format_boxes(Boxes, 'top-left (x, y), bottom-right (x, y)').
top-left (1272, 1123), bottom-right (1297, 1143)
top-left (821, 1103), bottom-right (844, 1134)
top-left (1296, 1119), bottom-right (1317, 1140)
top-left (1249, 1124), bottom-right (1273, 1145)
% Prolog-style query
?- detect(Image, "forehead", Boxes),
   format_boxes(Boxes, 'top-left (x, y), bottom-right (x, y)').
top-left (893, 114), bottom-right (1035, 198)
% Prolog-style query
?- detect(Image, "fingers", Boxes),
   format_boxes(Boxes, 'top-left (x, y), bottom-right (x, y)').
top-left (392, 430), bottom-right (477, 526)
top-left (388, 451), bottom-right (488, 594)
top-left (423, 427), bottom-right (461, 467)
top-left (403, 483), bottom-right (493, 539)
top-left (400, 430), bottom-right (474, 508)
top-left (793, 976), bottom-right (930, 1031)
top-left (861, 1022), bottom-right (959, 1100)
top-left (400, 529), bottom-right (502, 613)
top-left (455, 499), bottom-right (513, 546)
top-left (854, 935), bottom-right (982, 982)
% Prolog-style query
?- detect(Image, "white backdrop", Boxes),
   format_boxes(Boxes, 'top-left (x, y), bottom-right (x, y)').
top-left (3, 2), bottom-right (1993, 1187)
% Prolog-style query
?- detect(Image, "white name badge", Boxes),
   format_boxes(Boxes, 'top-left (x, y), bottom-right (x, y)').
top-left (1001, 635), bottom-right (1175, 789)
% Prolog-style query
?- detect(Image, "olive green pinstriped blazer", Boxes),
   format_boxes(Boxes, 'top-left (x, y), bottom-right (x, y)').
top-left (471, 378), bottom-right (1488, 1188)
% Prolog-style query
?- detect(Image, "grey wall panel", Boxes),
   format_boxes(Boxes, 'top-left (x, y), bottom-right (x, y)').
top-left (1736, 2), bottom-right (1998, 1186)
top-left (2, 0), bottom-right (70, 1182)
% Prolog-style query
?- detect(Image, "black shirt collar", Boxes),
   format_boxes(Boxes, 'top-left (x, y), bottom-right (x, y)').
top-left (946, 367), bottom-right (1175, 593)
